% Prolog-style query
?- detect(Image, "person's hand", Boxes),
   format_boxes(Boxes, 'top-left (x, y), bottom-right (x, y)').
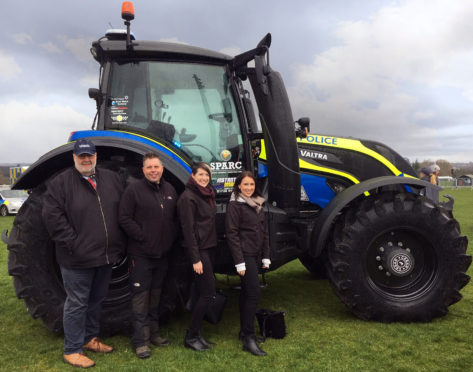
top-left (193, 261), bottom-right (203, 275)
top-left (238, 270), bottom-right (246, 276)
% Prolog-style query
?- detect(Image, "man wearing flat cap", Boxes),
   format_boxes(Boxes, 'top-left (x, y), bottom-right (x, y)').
top-left (418, 167), bottom-right (432, 182)
top-left (42, 138), bottom-right (126, 368)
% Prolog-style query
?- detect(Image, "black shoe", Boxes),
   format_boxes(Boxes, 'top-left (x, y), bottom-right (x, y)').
top-left (242, 335), bottom-right (267, 356)
top-left (239, 330), bottom-right (265, 343)
top-left (198, 332), bottom-right (216, 348)
top-left (184, 330), bottom-right (210, 351)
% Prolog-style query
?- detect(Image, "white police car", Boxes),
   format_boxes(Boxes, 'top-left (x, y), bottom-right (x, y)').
top-left (0, 189), bottom-right (28, 216)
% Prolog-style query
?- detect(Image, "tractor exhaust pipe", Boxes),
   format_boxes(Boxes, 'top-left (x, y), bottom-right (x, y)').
top-left (248, 40), bottom-right (300, 216)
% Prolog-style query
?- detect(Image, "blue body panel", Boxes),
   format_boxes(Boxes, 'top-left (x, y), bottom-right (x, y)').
top-left (258, 162), bottom-right (268, 178)
top-left (258, 162), bottom-right (335, 208)
top-left (300, 173), bottom-right (335, 208)
top-left (69, 130), bottom-right (192, 173)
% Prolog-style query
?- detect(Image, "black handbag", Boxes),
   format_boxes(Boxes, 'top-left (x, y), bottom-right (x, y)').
top-left (204, 289), bottom-right (227, 324)
top-left (255, 308), bottom-right (286, 339)
top-left (185, 283), bottom-right (227, 325)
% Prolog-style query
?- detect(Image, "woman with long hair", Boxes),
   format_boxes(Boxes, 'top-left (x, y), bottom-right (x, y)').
top-left (225, 171), bottom-right (270, 356)
top-left (177, 162), bottom-right (217, 351)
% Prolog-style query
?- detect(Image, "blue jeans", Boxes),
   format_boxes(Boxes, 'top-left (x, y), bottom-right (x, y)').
top-left (60, 265), bottom-right (112, 354)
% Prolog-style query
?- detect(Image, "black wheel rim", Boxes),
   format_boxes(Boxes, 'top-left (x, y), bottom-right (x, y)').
top-left (366, 228), bottom-right (437, 300)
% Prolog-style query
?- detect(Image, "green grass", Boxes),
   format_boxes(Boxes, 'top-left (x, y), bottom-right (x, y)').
top-left (1, 189), bottom-right (472, 371)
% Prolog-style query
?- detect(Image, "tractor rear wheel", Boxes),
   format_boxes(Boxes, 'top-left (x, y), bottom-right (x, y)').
top-left (7, 170), bottom-right (187, 335)
top-left (326, 192), bottom-right (471, 322)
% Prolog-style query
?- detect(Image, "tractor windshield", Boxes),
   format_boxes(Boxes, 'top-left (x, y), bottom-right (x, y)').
top-left (106, 61), bottom-right (244, 168)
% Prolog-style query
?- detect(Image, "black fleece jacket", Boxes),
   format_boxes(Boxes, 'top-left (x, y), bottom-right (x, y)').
top-left (42, 167), bottom-right (126, 269)
top-left (177, 182), bottom-right (217, 264)
top-left (119, 178), bottom-right (178, 258)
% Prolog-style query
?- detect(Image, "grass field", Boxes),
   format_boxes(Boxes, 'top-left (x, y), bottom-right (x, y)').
top-left (1, 189), bottom-right (472, 372)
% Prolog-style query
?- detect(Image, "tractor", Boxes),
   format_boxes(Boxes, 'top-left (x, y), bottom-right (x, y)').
top-left (4, 2), bottom-right (471, 335)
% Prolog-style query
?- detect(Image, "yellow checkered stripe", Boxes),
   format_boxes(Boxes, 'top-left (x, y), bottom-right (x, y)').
top-left (9, 167), bottom-right (28, 185)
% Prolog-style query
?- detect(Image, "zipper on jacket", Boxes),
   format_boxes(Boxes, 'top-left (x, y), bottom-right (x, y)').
top-left (89, 180), bottom-right (110, 265)
top-left (154, 186), bottom-right (164, 246)
top-left (95, 193), bottom-right (110, 264)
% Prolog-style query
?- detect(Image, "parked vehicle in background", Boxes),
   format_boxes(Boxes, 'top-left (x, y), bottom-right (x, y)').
top-left (0, 189), bottom-right (28, 216)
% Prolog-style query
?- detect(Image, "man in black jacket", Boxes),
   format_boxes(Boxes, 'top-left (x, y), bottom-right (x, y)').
top-left (42, 138), bottom-right (126, 368)
top-left (119, 152), bottom-right (178, 359)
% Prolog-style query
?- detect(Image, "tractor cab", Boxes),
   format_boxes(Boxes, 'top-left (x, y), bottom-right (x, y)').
top-left (101, 60), bottom-right (246, 195)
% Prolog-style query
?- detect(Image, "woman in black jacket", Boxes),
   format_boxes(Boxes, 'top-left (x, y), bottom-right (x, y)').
top-left (225, 171), bottom-right (270, 356)
top-left (177, 162), bottom-right (217, 351)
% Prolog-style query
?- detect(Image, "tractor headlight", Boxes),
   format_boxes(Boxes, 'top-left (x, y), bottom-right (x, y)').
top-left (326, 180), bottom-right (346, 194)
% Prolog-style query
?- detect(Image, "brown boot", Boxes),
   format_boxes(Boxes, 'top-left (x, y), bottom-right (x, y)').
top-left (150, 334), bottom-right (170, 346)
top-left (135, 345), bottom-right (151, 359)
top-left (63, 353), bottom-right (95, 368)
top-left (83, 337), bottom-right (113, 353)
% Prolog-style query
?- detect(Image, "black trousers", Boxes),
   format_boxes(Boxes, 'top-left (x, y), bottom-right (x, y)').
top-left (129, 255), bottom-right (168, 347)
top-left (239, 255), bottom-right (261, 336)
top-left (189, 248), bottom-right (216, 334)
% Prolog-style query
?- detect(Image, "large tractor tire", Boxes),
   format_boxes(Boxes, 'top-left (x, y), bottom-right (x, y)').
top-left (7, 172), bottom-right (188, 335)
top-left (326, 192), bottom-right (471, 322)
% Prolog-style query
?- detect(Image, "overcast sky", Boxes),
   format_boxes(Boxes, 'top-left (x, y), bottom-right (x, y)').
top-left (2, 0), bottom-right (473, 164)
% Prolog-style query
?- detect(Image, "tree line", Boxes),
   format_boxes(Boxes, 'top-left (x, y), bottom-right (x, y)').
top-left (411, 159), bottom-right (473, 178)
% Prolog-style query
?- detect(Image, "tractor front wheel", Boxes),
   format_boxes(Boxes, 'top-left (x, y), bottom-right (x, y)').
top-left (326, 192), bottom-right (471, 322)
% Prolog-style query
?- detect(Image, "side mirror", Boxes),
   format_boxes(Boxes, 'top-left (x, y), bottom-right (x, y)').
top-left (295, 117), bottom-right (310, 138)
top-left (88, 88), bottom-right (103, 107)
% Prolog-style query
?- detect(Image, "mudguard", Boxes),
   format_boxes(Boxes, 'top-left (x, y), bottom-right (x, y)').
top-left (13, 130), bottom-right (191, 190)
top-left (310, 176), bottom-right (442, 258)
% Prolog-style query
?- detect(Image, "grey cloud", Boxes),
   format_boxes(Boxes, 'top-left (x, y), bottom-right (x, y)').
top-left (0, 51), bottom-right (21, 81)
top-left (286, 0), bottom-right (473, 162)
top-left (1, 0), bottom-right (472, 163)
top-left (12, 33), bottom-right (33, 44)
top-left (40, 42), bottom-right (62, 54)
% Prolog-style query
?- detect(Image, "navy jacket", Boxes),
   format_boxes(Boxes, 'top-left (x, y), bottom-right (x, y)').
top-left (119, 177), bottom-right (178, 258)
top-left (42, 167), bottom-right (126, 269)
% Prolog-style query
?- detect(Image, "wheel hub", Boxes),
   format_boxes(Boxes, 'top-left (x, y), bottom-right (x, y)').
top-left (386, 249), bottom-right (415, 276)
top-left (375, 240), bottom-right (416, 277)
